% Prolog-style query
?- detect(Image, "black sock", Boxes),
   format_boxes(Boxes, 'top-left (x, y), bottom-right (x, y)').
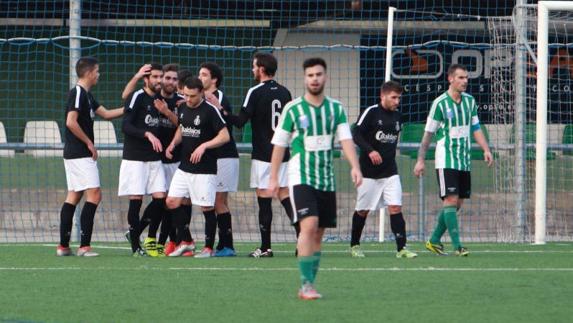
top-left (280, 197), bottom-right (300, 238)
top-left (216, 212), bottom-right (233, 250)
top-left (137, 199), bottom-right (156, 237)
top-left (390, 212), bottom-right (407, 251)
top-left (127, 199), bottom-right (143, 252)
top-left (182, 204), bottom-right (192, 242)
top-left (59, 202), bottom-right (76, 248)
top-left (203, 209), bottom-right (217, 249)
top-left (146, 198), bottom-right (165, 239)
top-left (158, 208), bottom-right (172, 245)
top-left (257, 197), bottom-right (273, 250)
top-left (174, 206), bottom-right (192, 243)
top-left (79, 202), bottom-right (98, 247)
top-left (351, 211), bottom-right (366, 247)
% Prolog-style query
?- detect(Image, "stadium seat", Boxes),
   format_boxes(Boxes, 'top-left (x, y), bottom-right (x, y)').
top-left (563, 124), bottom-right (573, 156)
top-left (94, 121), bottom-right (121, 157)
top-left (0, 121), bottom-right (15, 157)
top-left (399, 123), bottom-right (435, 160)
top-left (23, 121), bottom-right (62, 157)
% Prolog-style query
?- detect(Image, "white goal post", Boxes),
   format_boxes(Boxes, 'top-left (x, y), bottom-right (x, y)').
top-left (535, 1), bottom-right (573, 244)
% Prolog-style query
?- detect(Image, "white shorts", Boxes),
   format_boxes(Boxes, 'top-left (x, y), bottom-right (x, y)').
top-left (163, 162), bottom-right (180, 189)
top-left (354, 175), bottom-right (402, 211)
top-left (64, 157), bottom-right (100, 192)
top-left (250, 160), bottom-right (288, 189)
top-left (118, 160), bottom-right (166, 196)
top-left (168, 169), bottom-right (216, 207)
top-left (216, 158), bottom-right (239, 192)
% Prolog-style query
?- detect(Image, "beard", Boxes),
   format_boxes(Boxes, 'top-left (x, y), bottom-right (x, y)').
top-left (307, 83), bottom-right (324, 96)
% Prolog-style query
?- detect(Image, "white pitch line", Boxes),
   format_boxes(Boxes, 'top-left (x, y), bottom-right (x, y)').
top-left (0, 267), bottom-right (572, 272)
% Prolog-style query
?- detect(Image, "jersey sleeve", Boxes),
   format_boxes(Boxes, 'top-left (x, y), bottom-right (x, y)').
top-left (66, 87), bottom-right (82, 113)
top-left (335, 105), bottom-right (352, 142)
top-left (209, 105), bottom-right (227, 133)
top-left (241, 87), bottom-right (258, 116)
top-left (271, 104), bottom-right (295, 147)
top-left (425, 99), bottom-right (443, 133)
top-left (122, 92), bottom-right (146, 138)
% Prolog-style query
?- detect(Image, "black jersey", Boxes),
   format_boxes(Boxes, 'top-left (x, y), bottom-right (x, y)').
top-left (63, 85), bottom-right (100, 160)
top-left (242, 79), bottom-right (291, 162)
top-left (213, 90), bottom-right (239, 159)
top-left (353, 103), bottom-right (401, 179)
top-left (178, 100), bottom-right (227, 174)
top-left (122, 89), bottom-right (162, 162)
top-left (158, 93), bottom-right (182, 164)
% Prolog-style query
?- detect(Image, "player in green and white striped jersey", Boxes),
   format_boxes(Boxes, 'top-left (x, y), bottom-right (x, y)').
top-left (268, 57), bottom-right (362, 300)
top-left (414, 64), bottom-right (493, 256)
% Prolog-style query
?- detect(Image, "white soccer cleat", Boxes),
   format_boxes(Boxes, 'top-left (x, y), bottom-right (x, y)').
top-left (76, 246), bottom-right (99, 257)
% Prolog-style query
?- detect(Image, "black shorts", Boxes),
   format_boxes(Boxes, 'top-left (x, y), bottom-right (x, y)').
top-left (436, 168), bottom-right (471, 200)
top-left (290, 184), bottom-right (337, 228)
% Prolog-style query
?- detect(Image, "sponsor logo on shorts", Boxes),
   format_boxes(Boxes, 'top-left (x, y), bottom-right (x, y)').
top-left (447, 187), bottom-right (456, 192)
top-left (297, 207), bottom-right (310, 216)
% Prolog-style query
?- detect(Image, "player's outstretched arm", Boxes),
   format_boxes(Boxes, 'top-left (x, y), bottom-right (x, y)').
top-left (473, 128), bottom-right (494, 167)
top-left (121, 64), bottom-right (151, 100)
top-left (95, 106), bottom-right (124, 120)
top-left (340, 138), bottom-right (363, 187)
top-left (413, 131), bottom-right (434, 177)
top-left (66, 110), bottom-right (97, 160)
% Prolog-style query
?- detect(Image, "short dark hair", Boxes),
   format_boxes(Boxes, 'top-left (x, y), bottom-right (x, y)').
top-left (163, 63), bottom-right (179, 74)
top-left (381, 81), bottom-right (403, 94)
top-left (303, 57), bottom-right (327, 71)
top-left (75, 57), bottom-right (98, 78)
top-left (200, 62), bottom-right (223, 88)
top-left (177, 69), bottom-right (193, 88)
top-left (447, 64), bottom-right (467, 77)
top-left (184, 77), bottom-right (204, 91)
top-left (146, 63), bottom-right (163, 76)
top-left (253, 52), bottom-right (277, 77)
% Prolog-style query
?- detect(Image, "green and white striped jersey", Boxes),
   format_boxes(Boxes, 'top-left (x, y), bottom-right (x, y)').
top-left (271, 96), bottom-right (352, 191)
top-left (424, 91), bottom-right (480, 171)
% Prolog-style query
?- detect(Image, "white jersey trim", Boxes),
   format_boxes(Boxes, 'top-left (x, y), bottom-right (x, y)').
top-left (357, 104), bottom-right (377, 126)
top-left (74, 85), bottom-right (82, 109)
top-left (128, 89), bottom-right (145, 110)
top-left (242, 82), bottom-right (265, 109)
top-left (205, 100), bottom-right (226, 124)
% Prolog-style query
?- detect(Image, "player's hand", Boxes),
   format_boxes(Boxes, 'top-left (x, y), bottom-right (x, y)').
top-left (350, 167), bottom-right (363, 187)
top-left (368, 151), bottom-right (382, 165)
top-left (165, 144), bottom-right (174, 160)
top-left (484, 150), bottom-right (494, 167)
top-left (413, 160), bottom-right (425, 178)
top-left (145, 132), bottom-right (163, 153)
top-left (136, 64), bottom-right (151, 79)
top-left (267, 177), bottom-right (279, 198)
top-left (87, 142), bottom-right (98, 161)
top-left (190, 144), bottom-right (206, 164)
top-left (154, 99), bottom-right (168, 114)
top-left (204, 92), bottom-right (222, 110)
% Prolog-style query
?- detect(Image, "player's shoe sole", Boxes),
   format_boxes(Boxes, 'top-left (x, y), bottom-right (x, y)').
top-left (77, 246), bottom-right (99, 257)
top-left (455, 247), bottom-right (470, 257)
top-left (425, 241), bottom-right (448, 256)
top-left (396, 248), bottom-right (418, 258)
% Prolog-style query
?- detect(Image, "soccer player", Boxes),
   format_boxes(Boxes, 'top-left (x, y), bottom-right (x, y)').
top-left (268, 57), bottom-right (362, 300)
top-left (57, 56), bottom-right (124, 257)
top-left (199, 62), bottom-right (238, 257)
top-left (164, 77), bottom-right (230, 258)
top-left (414, 64), bottom-right (493, 256)
top-left (350, 81), bottom-right (418, 259)
top-left (119, 63), bottom-right (167, 257)
top-left (222, 52), bottom-right (299, 257)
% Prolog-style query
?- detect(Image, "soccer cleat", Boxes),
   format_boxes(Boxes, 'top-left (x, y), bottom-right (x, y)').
top-left (156, 244), bottom-right (166, 257)
top-left (143, 237), bottom-right (159, 257)
top-left (298, 283), bottom-right (322, 300)
top-left (164, 241), bottom-right (177, 256)
top-left (248, 248), bottom-right (273, 258)
top-left (56, 245), bottom-right (72, 257)
top-left (425, 241), bottom-right (448, 256)
top-left (182, 251), bottom-right (194, 257)
top-left (77, 246), bottom-right (99, 257)
top-left (169, 241), bottom-right (195, 257)
top-left (132, 248), bottom-right (148, 257)
top-left (455, 247), bottom-right (470, 257)
top-left (214, 247), bottom-right (236, 257)
top-left (396, 248), bottom-right (418, 259)
top-left (350, 245), bottom-right (365, 258)
top-left (194, 247), bottom-right (214, 258)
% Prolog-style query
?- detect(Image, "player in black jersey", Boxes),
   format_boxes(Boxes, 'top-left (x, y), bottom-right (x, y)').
top-left (350, 81), bottom-right (417, 259)
top-left (119, 63), bottom-right (167, 257)
top-left (57, 57), bottom-right (124, 257)
top-left (165, 77), bottom-right (230, 258)
top-left (222, 53), bottom-right (299, 257)
top-left (199, 62), bottom-right (238, 257)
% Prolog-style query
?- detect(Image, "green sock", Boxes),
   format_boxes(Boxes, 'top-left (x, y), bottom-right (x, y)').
top-left (311, 251), bottom-right (321, 282)
top-left (430, 209), bottom-right (447, 244)
top-left (298, 256), bottom-right (315, 285)
top-left (442, 206), bottom-right (461, 249)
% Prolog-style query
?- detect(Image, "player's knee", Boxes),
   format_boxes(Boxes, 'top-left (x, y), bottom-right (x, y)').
top-left (357, 210), bottom-right (369, 217)
top-left (65, 191), bottom-right (83, 205)
top-left (152, 192), bottom-right (166, 199)
top-left (388, 205), bottom-right (401, 214)
top-left (165, 197), bottom-right (179, 210)
top-left (278, 187), bottom-right (289, 200)
top-left (201, 206), bottom-right (215, 212)
top-left (85, 188), bottom-right (102, 205)
top-left (444, 195), bottom-right (458, 206)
